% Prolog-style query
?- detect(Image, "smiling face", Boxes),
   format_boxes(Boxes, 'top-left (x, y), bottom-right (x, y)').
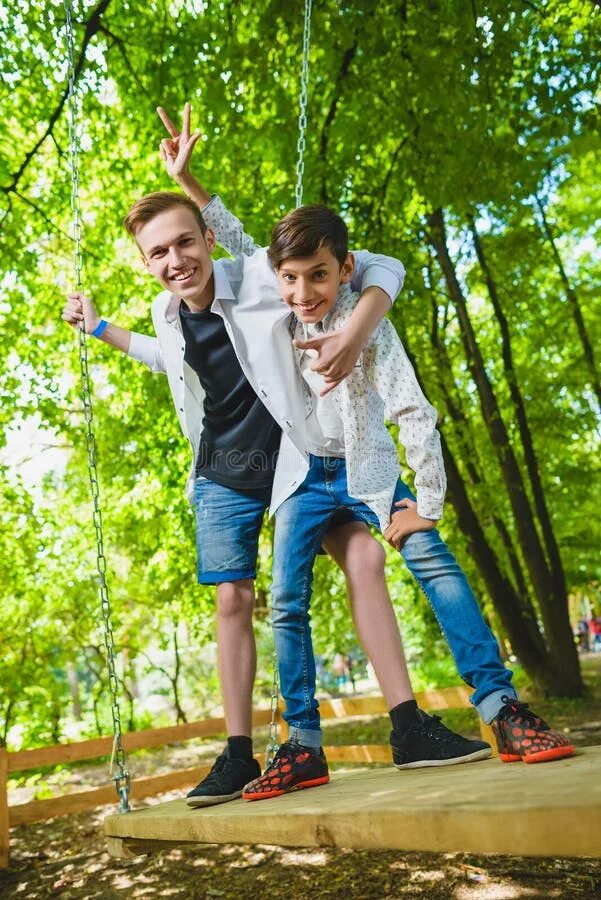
top-left (277, 248), bottom-right (354, 324)
top-left (135, 206), bottom-right (216, 311)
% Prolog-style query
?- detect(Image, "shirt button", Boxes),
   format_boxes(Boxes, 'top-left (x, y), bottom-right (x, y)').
top-left (179, 376), bottom-right (184, 381)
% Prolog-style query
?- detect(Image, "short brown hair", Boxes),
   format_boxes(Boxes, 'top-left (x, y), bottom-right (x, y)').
top-left (123, 191), bottom-right (207, 239)
top-left (268, 205), bottom-right (348, 269)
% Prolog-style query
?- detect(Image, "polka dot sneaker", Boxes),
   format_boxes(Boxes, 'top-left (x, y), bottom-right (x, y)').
top-left (492, 697), bottom-right (575, 763)
top-left (242, 740), bottom-right (329, 800)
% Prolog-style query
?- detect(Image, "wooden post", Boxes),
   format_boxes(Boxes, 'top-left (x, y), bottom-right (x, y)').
top-left (0, 747), bottom-right (9, 870)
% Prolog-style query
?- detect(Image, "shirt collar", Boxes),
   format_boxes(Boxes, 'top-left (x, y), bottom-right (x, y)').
top-left (163, 260), bottom-right (236, 323)
top-left (307, 282), bottom-right (354, 334)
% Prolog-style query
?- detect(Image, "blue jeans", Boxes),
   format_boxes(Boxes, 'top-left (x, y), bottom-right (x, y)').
top-left (194, 476), bottom-right (268, 584)
top-left (271, 456), bottom-right (516, 745)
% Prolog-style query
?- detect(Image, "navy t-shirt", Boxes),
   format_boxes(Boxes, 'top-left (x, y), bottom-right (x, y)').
top-left (179, 303), bottom-right (281, 502)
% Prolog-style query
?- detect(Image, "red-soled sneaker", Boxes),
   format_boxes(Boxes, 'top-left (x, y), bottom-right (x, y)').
top-left (242, 740), bottom-right (329, 800)
top-left (492, 697), bottom-right (575, 763)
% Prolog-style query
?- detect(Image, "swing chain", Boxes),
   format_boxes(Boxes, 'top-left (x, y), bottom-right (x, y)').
top-left (63, 0), bottom-right (130, 813)
top-left (295, 0), bottom-right (313, 208)
top-left (265, 0), bottom-right (314, 764)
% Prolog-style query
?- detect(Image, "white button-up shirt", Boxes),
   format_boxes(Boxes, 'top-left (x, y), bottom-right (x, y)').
top-left (127, 199), bottom-right (406, 516)
top-left (294, 285), bottom-right (447, 526)
top-left (205, 199), bottom-right (445, 526)
top-left (298, 321), bottom-right (346, 458)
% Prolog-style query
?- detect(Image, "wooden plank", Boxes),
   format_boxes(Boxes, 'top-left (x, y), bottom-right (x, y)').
top-left (7, 687), bottom-right (476, 773)
top-left (8, 709), bottom-right (273, 773)
top-left (318, 686), bottom-right (473, 721)
top-left (9, 765), bottom-right (210, 826)
top-left (319, 696), bottom-right (388, 718)
top-left (104, 746), bottom-right (601, 859)
top-left (325, 744), bottom-right (391, 763)
top-left (9, 753), bottom-right (269, 828)
top-left (414, 686), bottom-right (472, 709)
top-left (0, 749), bottom-right (9, 869)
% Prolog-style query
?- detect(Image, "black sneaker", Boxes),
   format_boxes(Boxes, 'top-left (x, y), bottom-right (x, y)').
top-left (242, 740), bottom-right (329, 801)
top-left (186, 747), bottom-right (261, 807)
top-left (391, 709), bottom-right (492, 768)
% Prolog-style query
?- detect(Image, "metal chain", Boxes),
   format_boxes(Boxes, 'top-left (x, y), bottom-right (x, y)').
top-left (265, 0), bottom-right (314, 764)
top-left (63, 0), bottom-right (130, 813)
top-left (294, 0), bottom-right (313, 208)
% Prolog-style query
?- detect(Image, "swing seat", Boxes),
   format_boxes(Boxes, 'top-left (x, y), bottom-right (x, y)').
top-left (104, 744), bottom-right (601, 859)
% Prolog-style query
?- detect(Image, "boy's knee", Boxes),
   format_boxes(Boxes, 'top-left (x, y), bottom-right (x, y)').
top-left (359, 537), bottom-right (386, 572)
top-left (216, 579), bottom-right (254, 620)
top-left (342, 530), bottom-right (386, 578)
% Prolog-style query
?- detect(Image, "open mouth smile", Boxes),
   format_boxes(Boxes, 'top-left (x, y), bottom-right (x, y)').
top-left (295, 300), bottom-right (324, 313)
top-left (170, 267), bottom-right (197, 284)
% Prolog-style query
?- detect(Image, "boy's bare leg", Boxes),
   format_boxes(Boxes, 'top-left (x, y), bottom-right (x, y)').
top-left (322, 522), bottom-right (414, 708)
top-left (216, 579), bottom-right (256, 736)
top-left (187, 579), bottom-right (259, 806)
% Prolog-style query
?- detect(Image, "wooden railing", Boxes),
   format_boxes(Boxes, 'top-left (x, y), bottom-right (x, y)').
top-left (0, 686), bottom-right (495, 869)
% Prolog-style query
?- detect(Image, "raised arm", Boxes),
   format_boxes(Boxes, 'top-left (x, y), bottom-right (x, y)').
top-left (350, 250), bottom-right (405, 309)
top-left (62, 292), bottom-right (166, 373)
top-left (157, 103), bottom-right (258, 256)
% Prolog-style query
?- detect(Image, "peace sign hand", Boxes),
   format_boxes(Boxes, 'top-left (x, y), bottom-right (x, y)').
top-left (157, 101), bottom-right (202, 181)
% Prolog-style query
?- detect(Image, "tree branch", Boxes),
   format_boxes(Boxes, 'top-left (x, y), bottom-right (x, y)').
top-left (2, 0), bottom-right (112, 196)
top-left (319, 41), bottom-right (357, 204)
top-left (97, 23), bottom-right (146, 93)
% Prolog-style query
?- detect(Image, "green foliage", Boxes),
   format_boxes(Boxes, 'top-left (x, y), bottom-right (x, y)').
top-left (0, 0), bottom-right (599, 748)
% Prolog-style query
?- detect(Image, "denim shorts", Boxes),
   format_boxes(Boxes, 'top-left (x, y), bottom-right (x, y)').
top-left (193, 476), bottom-right (268, 584)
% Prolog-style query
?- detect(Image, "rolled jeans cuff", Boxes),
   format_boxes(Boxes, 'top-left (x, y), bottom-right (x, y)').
top-left (476, 688), bottom-right (519, 724)
top-left (288, 726), bottom-right (322, 749)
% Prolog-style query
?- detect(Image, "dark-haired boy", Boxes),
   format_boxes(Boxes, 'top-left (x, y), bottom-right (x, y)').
top-left (201, 203), bottom-right (574, 800)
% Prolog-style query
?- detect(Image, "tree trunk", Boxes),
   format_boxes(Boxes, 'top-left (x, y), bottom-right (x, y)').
top-left (440, 431), bottom-right (564, 692)
top-left (67, 662), bottom-right (82, 721)
top-left (535, 195), bottom-right (601, 412)
top-left (318, 41), bottom-right (358, 205)
top-left (469, 216), bottom-right (567, 593)
top-left (171, 628), bottom-right (187, 725)
top-left (426, 294), bottom-right (533, 603)
top-left (426, 208), bottom-right (582, 695)
top-left (403, 320), bottom-right (557, 689)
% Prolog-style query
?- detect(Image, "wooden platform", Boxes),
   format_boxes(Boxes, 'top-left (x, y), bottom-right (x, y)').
top-left (105, 746), bottom-right (601, 859)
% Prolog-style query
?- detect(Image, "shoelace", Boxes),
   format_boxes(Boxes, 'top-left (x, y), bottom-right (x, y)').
top-left (415, 713), bottom-right (448, 742)
top-left (203, 753), bottom-right (230, 785)
top-left (499, 696), bottom-right (549, 729)
top-left (272, 741), bottom-right (298, 763)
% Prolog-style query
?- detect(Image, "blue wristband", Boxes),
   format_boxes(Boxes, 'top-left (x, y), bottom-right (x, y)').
top-left (91, 319), bottom-right (109, 338)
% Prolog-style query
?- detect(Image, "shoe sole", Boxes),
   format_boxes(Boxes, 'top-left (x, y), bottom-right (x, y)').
top-left (242, 775), bottom-right (330, 801)
top-left (186, 789), bottom-right (243, 808)
top-left (393, 747), bottom-right (492, 769)
top-left (499, 745), bottom-right (575, 764)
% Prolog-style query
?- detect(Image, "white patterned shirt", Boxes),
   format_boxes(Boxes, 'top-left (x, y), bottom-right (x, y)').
top-left (203, 198), bottom-right (446, 528)
top-left (299, 321), bottom-right (347, 458)
top-left (294, 284), bottom-right (447, 525)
